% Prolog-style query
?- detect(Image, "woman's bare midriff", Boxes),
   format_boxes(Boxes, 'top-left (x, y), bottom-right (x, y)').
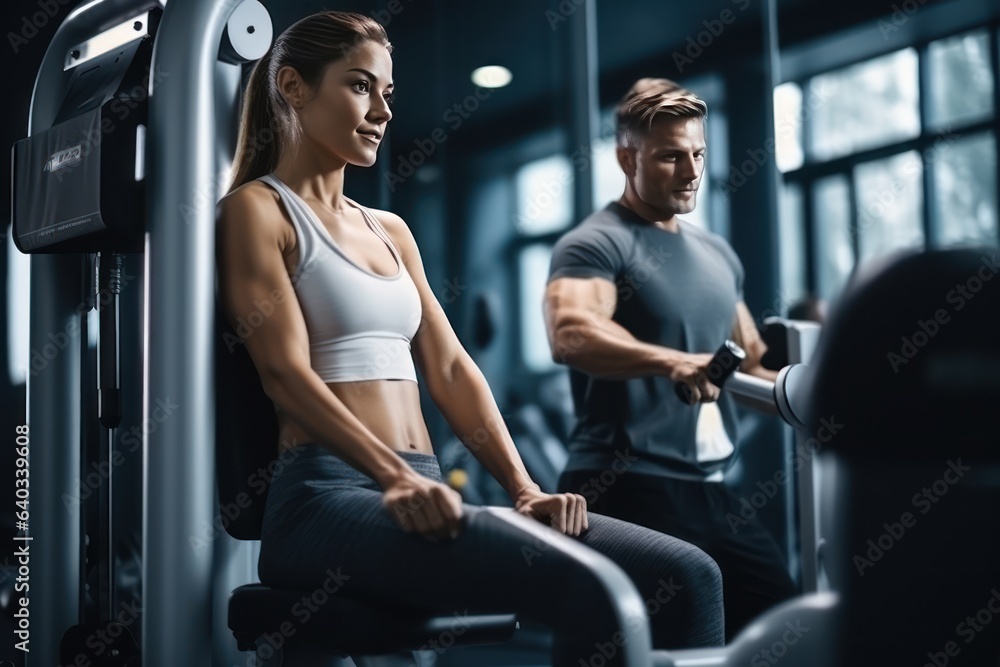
top-left (275, 378), bottom-right (435, 457)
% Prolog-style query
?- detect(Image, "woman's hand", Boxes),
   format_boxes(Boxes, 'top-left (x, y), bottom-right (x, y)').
top-left (381, 472), bottom-right (464, 542)
top-left (514, 488), bottom-right (589, 537)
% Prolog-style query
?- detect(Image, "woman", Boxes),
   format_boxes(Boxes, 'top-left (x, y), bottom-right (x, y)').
top-left (216, 10), bottom-right (724, 663)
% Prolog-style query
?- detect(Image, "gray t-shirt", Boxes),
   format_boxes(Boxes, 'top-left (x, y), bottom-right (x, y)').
top-left (548, 201), bottom-right (745, 480)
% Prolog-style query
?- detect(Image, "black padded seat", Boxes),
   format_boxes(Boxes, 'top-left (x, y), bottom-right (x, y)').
top-left (227, 584), bottom-right (517, 653)
top-left (213, 299), bottom-right (517, 656)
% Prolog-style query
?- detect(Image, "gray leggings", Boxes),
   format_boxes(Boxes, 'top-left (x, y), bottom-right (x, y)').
top-left (258, 444), bottom-right (724, 664)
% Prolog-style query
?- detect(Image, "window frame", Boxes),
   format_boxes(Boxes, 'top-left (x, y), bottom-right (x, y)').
top-left (778, 24), bottom-right (1000, 298)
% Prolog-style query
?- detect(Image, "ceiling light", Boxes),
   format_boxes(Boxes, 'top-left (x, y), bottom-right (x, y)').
top-left (471, 65), bottom-right (512, 89)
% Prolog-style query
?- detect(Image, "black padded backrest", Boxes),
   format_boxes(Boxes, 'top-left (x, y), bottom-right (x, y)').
top-left (807, 247), bottom-right (1000, 665)
top-left (215, 298), bottom-right (280, 541)
top-left (806, 246), bottom-right (999, 456)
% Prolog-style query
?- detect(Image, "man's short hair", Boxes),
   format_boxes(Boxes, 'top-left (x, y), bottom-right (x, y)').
top-left (615, 77), bottom-right (708, 148)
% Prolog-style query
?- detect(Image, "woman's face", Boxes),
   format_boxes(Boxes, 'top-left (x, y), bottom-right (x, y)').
top-left (293, 40), bottom-right (393, 167)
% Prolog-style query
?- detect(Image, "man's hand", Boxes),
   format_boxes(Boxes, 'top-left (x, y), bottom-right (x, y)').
top-left (514, 488), bottom-right (589, 536)
top-left (669, 351), bottom-right (721, 404)
top-left (381, 472), bottom-right (464, 542)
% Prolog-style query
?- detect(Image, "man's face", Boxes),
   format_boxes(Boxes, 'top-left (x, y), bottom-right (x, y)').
top-left (620, 116), bottom-right (706, 218)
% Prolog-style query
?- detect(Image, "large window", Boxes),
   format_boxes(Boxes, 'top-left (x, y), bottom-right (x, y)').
top-left (518, 243), bottom-right (556, 372)
top-left (927, 31), bottom-right (994, 129)
top-left (513, 153), bottom-right (575, 372)
top-left (854, 151), bottom-right (925, 261)
top-left (932, 132), bottom-right (998, 246)
top-left (775, 29), bottom-right (999, 302)
top-left (513, 154), bottom-right (574, 236)
top-left (591, 135), bottom-right (625, 211)
top-left (808, 49), bottom-right (921, 161)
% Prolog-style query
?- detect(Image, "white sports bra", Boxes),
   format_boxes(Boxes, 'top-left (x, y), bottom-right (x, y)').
top-left (257, 173), bottom-right (422, 384)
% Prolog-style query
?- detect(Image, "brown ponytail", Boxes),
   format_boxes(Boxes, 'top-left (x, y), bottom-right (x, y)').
top-left (227, 11), bottom-right (391, 192)
top-left (229, 49), bottom-right (279, 191)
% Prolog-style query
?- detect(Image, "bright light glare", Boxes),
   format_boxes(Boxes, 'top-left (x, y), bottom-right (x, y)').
top-left (471, 65), bottom-right (512, 89)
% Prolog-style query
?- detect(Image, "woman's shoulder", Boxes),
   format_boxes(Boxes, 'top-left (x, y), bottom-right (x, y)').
top-left (216, 180), bottom-right (281, 222)
top-left (217, 180), bottom-right (290, 245)
top-left (220, 179), bottom-right (281, 212)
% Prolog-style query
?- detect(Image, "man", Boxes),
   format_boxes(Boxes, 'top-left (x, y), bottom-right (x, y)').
top-left (543, 78), bottom-right (797, 641)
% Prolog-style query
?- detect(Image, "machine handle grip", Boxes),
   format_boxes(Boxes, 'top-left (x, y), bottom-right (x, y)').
top-left (674, 339), bottom-right (746, 404)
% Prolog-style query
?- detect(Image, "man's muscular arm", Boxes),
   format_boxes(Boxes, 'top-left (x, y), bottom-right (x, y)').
top-left (544, 276), bottom-right (719, 402)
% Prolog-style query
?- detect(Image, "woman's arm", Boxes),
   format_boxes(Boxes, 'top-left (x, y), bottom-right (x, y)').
top-left (220, 189), bottom-right (463, 540)
top-left (375, 210), bottom-right (588, 534)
